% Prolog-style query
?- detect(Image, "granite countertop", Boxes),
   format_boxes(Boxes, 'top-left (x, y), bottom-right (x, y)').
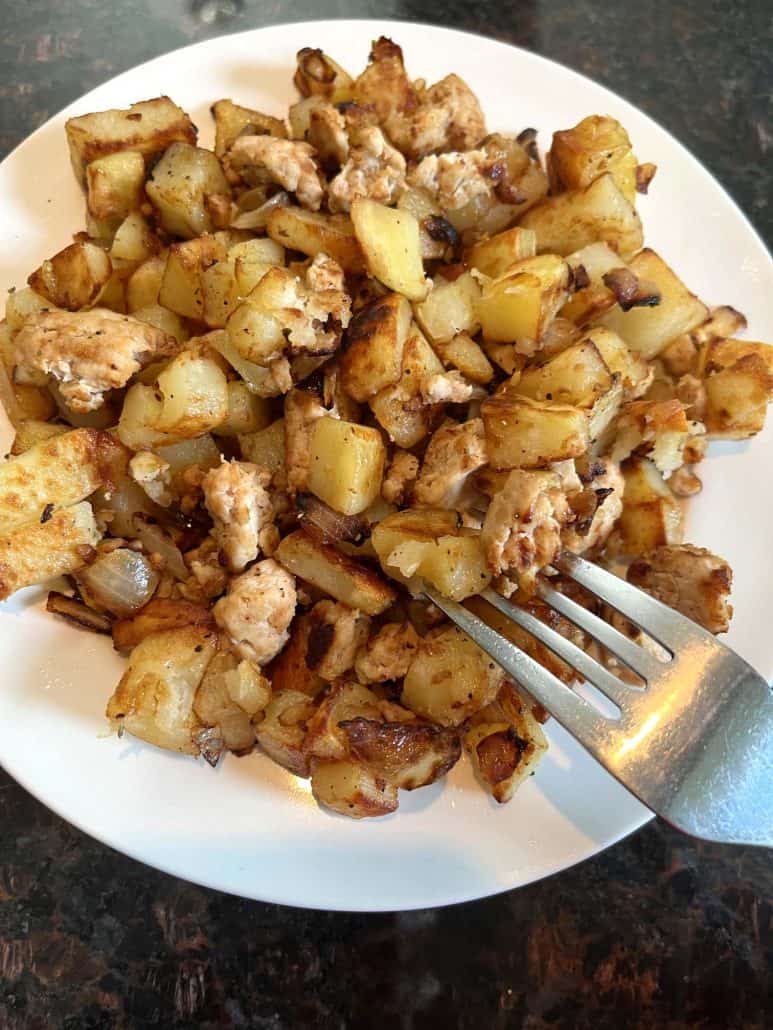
top-left (0, 2), bottom-right (770, 1027)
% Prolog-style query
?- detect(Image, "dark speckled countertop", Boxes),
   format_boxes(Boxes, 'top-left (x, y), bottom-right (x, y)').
top-left (0, 2), bottom-right (771, 1028)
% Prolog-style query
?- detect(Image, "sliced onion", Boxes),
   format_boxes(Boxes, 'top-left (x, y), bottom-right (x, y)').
top-left (132, 516), bottom-right (189, 581)
top-left (77, 549), bottom-right (160, 617)
top-left (231, 191), bottom-right (290, 230)
top-left (297, 494), bottom-right (366, 544)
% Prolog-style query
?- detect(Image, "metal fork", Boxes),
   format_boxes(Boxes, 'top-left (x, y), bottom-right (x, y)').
top-left (425, 552), bottom-right (772, 847)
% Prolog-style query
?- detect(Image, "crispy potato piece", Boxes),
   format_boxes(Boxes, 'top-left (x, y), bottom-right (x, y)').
top-left (132, 303), bottom-right (189, 344)
top-left (599, 249), bottom-right (708, 360)
top-left (112, 599), bottom-right (215, 652)
top-left (9, 419), bottom-right (68, 455)
top-left (255, 689), bottom-right (317, 777)
top-left (607, 457), bottom-right (683, 557)
top-left (4, 287), bottom-right (58, 335)
top-left (276, 529), bottom-right (396, 615)
top-left (611, 399), bottom-right (693, 476)
top-left (661, 305), bottom-right (747, 377)
top-left (215, 381), bottom-right (273, 437)
top-left (238, 418), bottom-right (286, 483)
top-left (466, 226), bottom-right (537, 278)
top-left (0, 501), bottom-right (101, 601)
top-left (581, 326), bottom-right (651, 399)
top-left (369, 324), bottom-right (444, 448)
top-left (311, 758), bottom-right (398, 818)
top-left (85, 150), bottom-right (146, 225)
top-left (351, 199), bottom-right (429, 302)
top-left (193, 651), bottom-right (256, 756)
top-left (519, 172), bottom-right (643, 260)
top-left (481, 393), bottom-right (589, 469)
top-left (28, 240), bottom-right (112, 311)
top-left (402, 624), bottom-right (504, 727)
top-left (465, 682), bottom-right (548, 803)
top-left (341, 717), bottom-right (461, 790)
top-left (307, 417), bottom-right (386, 515)
top-left (65, 96), bottom-right (197, 185)
top-left (476, 254), bottom-right (571, 345)
top-left (627, 544), bottom-right (732, 634)
top-left (699, 339), bottom-right (773, 439)
top-left (105, 625), bottom-right (216, 755)
top-left (340, 293), bottom-right (412, 403)
top-left (126, 254), bottom-right (167, 311)
top-left (159, 235), bottom-right (227, 319)
top-left (560, 242), bottom-right (641, 326)
top-left (110, 211), bottom-right (162, 267)
top-left (211, 98), bottom-right (286, 158)
top-left (146, 143), bottom-right (231, 238)
top-left (294, 48), bottom-right (354, 104)
top-left (267, 207), bottom-right (364, 273)
top-left (550, 115), bottom-right (639, 203)
top-left (269, 614), bottom-right (325, 697)
top-left (304, 681), bottom-right (383, 761)
top-left (0, 427), bottom-right (126, 533)
top-left (414, 271), bottom-right (481, 346)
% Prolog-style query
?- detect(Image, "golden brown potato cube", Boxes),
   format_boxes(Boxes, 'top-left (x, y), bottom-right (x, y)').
top-left (269, 615), bottom-right (325, 697)
top-left (608, 457), bottom-right (683, 557)
top-left (146, 143), bottom-right (231, 239)
top-left (110, 211), bottom-right (161, 267)
top-left (340, 717), bottom-right (461, 790)
top-left (466, 226), bottom-right (537, 278)
top-left (581, 326), bottom-right (652, 399)
top-left (699, 338), bottom-right (773, 439)
top-left (211, 98), bottom-right (287, 158)
top-left (154, 350), bottom-right (228, 436)
top-left (351, 199), bottom-right (429, 302)
top-left (661, 306), bottom-right (747, 377)
top-left (307, 416), bottom-right (386, 515)
top-left (201, 259), bottom-right (239, 328)
top-left (85, 150), bottom-right (146, 225)
top-left (476, 254), bottom-right (571, 345)
top-left (267, 207), bottom-right (364, 274)
top-left (238, 418), bottom-right (286, 482)
top-left (414, 271), bottom-right (481, 345)
top-left (126, 254), bottom-right (167, 311)
top-left (276, 529), bottom-right (396, 615)
top-left (550, 115), bottom-right (639, 203)
top-left (106, 626), bottom-right (216, 755)
top-left (340, 293), bottom-right (412, 403)
top-left (28, 240), bottom-right (112, 311)
top-left (294, 48), bottom-right (354, 104)
top-left (4, 287), bottom-right (56, 334)
top-left (255, 689), bottom-right (318, 777)
top-left (193, 651), bottom-right (256, 756)
top-left (481, 393), bottom-right (590, 469)
top-left (131, 303), bottom-right (189, 344)
top-left (311, 759), bottom-right (398, 819)
top-left (111, 599), bottom-right (215, 651)
top-left (519, 173), bottom-right (643, 260)
top-left (0, 501), bottom-right (101, 601)
top-left (215, 381), bottom-right (273, 436)
top-left (465, 682), bottom-right (548, 803)
top-left (369, 325), bottom-right (444, 448)
top-left (402, 625), bottom-right (503, 727)
top-left (599, 248), bottom-right (708, 360)
top-left (433, 332), bottom-right (494, 385)
top-left (10, 419), bottom-right (68, 455)
top-left (560, 241), bottom-right (633, 326)
top-left (611, 399), bottom-right (692, 476)
top-left (65, 96), bottom-right (197, 186)
top-left (158, 235), bottom-right (226, 319)
top-left (303, 681), bottom-right (383, 762)
top-left (0, 427), bottom-right (127, 533)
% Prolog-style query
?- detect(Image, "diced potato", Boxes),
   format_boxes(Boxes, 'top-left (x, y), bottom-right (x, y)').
top-left (402, 625), bottom-right (503, 727)
top-left (228, 236), bottom-right (285, 267)
top-left (110, 211), bottom-right (161, 266)
top-left (550, 115), bottom-right (639, 203)
top-left (481, 393), bottom-right (590, 468)
top-left (351, 199), bottom-right (429, 302)
top-left (10, 419), bottom-right (68, 455)
top-left (519, 173), bottom-right (643, 260)
top-left (560, 241), bottom-right (632, 326)
top-left (599, 249), bottom-right (708, 360)
top-left (193, 651), bottom-right (256, 756)
top-left (224, 659), bottom-right (271, 717)
top-left (701, 340), bottom-right (773, 439)
top-left (516, 338), bottom-right (622, 439)
top-left (294, 48), bottom-right (354, 104)
top-left (155, 435), bottom-right (221, 477)
top-left (276, 529), bottom-right (396, 615)
top-left (211, 98), bottom-right (287, 158)
top-left (340, 717), bottom-right (462, 790)
top-left (126, 254), bottom-right (167, 311)
top-left (611, 399), bottom-right (692, 476)
top-left (105, 626), bottom-right (217, 755)
top-left (269, 615), bottom-right (325, 697)
top-left (414, 271), bottom-right (481, 345)
top-left (397, 187), bottom-right (452, 260)
top-left (131, 303), bottom-right (189, 344)
top-left (466, 226), bottom-right (537, 277)
top-left (201, 259), bottom-right (239, 328)
top-left (158, 235), bottom-right (226, 319)
top-left (5, 287), bottom-right (56, 333)
top-left (0, 501), bottom-right (101, 601)
top-left (28, 240), bottom-right (112, 311)
top-left (215, 381), bottom-right (273, 436)
top-left (307, 416), bottom-right (386, 515)
top-left (581, 326), bottom-right (651, 399)
top-left (369, 325), bottom-right (444, 448)
top-left (661, 305), bottom-right (747, 377)
top-left (254, 689), bottom-right (317, 776)
top-left (304, 681), bottom-right (383, 762)
top-left (65, 96), bottom-right (197, 185)
top-left (146, 143), bottom-right (231, 238)
top-left (311, 759), bottom-right (398, 819)
top-left (340, 293), bottom-right (412, 403)
top-left (371, 509), bottom-right (492, 601)
top-left (111, 598), bottom-right (215, 651)
top-left (608, 457), bottom-right (683, 557)
top-left (238, 418), bottom-right (286, 481)
top-left (433, 332), bottom-right (494, 385)
top-left (209, 332), bottom-right (289, 397)
top-left (0, 427), bottom-right (126, 533)
top-left (267, 207), bottom-right (364, 273)
top-left (476, 254), bottom-right (571, 345)
top-left (465, 682), bottom-right (548, 803)
top-left (85, 150), bottom-right (146, 225)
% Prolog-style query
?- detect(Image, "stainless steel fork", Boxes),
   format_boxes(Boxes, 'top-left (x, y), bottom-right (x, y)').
top-left (425, 552), bottom-right (773, 847)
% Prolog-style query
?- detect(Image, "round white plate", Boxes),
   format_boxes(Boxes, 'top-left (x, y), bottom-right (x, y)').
top-left (0, 20), bottom-right (770, 912)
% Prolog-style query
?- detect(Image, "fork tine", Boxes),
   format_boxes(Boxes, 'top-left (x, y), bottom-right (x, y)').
top-left (423, 587), bottom-right (612, 749)
top-left (480, 588), bottom-right (635, 707)
top-left (537, 581), bottom-right (663, 681)
top-left (554, 552), bottom-right (701, 648)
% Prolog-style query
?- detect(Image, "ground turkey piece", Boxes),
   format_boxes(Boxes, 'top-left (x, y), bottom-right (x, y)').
top-left (328, 126), bottom-right (407, 213)
top-left (225, 136), bottom-right (325, 211)
top-left (213, 558), bottom-right (297, 664)
top-left (306, 600), bottom-right (370, 681)
top-left (413, 418), bottom-right (487, 509)
top-left (14, 308), bottom-right (177, 412)
top-left (381, 450), bottom-right (419, 505)
top-left (279, 254), bottom-right (352, 357)
top-left (388, 74), bottom-right (486, 159)
top-left (407, 149), bottom-right (494, 211)
top-left (562, 458), bottom-right (624, 555)
top-left (627, 544), bottom-right (733, 633)
top-left (420, 370), bottom-right (476, 405)
top-left (355, 622), bottom-right (420, 684)
top-left (202, 459), bottom-right (274, 573)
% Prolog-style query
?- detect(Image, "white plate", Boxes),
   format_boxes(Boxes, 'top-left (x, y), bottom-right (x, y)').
top-left (0, 20), bottom-right (771, 912)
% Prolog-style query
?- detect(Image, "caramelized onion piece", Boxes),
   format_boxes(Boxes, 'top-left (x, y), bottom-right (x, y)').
top-left (132, 515), bottom-right (189, 580)
top-left (297, 494), bottom-right (367, 544)
top-left (602, 268), bottom-right (661, 312)
top-left (77, 548), bottom-right (160, 617)
top-left (46, 591), bottom-right (112, 634)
